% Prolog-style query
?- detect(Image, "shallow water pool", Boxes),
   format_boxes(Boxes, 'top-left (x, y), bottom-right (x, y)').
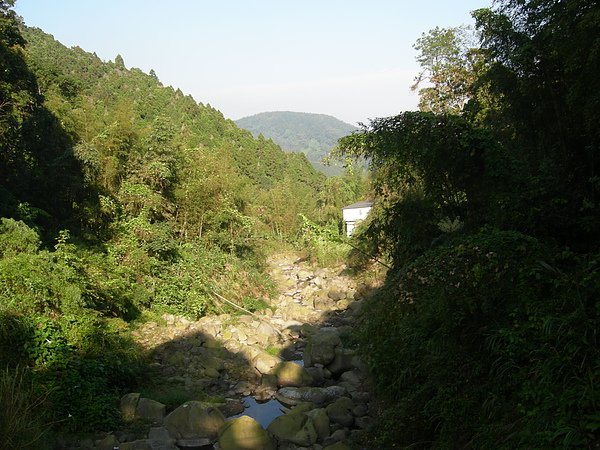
top-left (231, 396), bottom-right (287, 428)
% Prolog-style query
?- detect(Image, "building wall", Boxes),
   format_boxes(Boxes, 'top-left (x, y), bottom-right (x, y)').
top-left (342, 206), bottom-right (371, 223)
top-left (343, 206), bottom-right (372, 236)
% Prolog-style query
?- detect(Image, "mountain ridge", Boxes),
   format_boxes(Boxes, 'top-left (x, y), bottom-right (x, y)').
top-left (236, 111), bottom-right (357, 175)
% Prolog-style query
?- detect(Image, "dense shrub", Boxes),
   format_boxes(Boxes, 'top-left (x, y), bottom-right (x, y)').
top-left (357, 230), bottom-right (600, 448)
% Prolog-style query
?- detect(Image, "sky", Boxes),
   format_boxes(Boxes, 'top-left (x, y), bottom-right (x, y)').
top-left (14, 0), bottom-right (492, 126)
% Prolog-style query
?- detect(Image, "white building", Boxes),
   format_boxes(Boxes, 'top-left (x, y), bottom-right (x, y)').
top-left (342, 201), bottom-right (373, 237)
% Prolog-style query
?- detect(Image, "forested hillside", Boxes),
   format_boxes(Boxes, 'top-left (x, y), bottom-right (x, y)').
top-left (236, 111), bottom-right (356, 175)
top-left (341, 0), bottom-right (600, 448)
top-left (0, 4), bottom-right (366, 443)
top-left (4, 0), bottom-right (597, 448)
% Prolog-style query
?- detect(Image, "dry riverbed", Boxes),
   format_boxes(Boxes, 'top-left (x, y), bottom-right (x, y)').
top-left (87, 253), bottom-right (376, 450)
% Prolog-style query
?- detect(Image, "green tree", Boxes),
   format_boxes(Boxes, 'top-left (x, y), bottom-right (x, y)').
top-left (411, 26), bottom-right (480, 114)
top-left (473, 0), bottom-right (600, 249)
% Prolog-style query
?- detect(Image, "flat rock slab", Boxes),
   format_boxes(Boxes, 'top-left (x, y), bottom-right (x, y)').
top-left (276, 385), bottom-right (347, 407)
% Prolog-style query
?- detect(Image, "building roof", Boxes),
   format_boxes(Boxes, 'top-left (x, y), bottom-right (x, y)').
top-left (342, 201), bottom-right (373, 210)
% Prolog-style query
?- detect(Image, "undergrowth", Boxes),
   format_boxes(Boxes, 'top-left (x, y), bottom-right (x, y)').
top-left (357, 229), bottom-right (600, 448)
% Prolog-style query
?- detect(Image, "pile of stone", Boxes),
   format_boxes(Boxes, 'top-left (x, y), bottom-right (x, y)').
top-left (89, 254), bottom-right (375, 449)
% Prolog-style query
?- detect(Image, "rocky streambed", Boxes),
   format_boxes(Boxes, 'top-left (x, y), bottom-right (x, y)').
top-left (90, 254), bottom-right (374, 450)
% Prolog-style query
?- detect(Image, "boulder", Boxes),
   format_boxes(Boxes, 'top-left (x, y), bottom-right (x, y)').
top-left (303, 331), bottom-right (341, 367)
top-left (272, 361), bottom-right (313, 387)
top-left (305, 408), bottom-right (330, 442)
top-left (336, 299), bottom-right (351, 310)
top-left (323, 429), bottom-right (348, 447)
top-left (253, 352), bottom-right (282, 374)
top-left (94, 434), bottom-right (120, 450)
top-left (204, 367), bottom-right (220, 378)
top-left (297, 270), bottom-right (314, 281)
top-left (218, 398), bottom-right (246, 417)
top-left (281, 303), bottom-right (319, 322)
top-left (326, 348), bottom-right (356, 376)
top-left (163, 401), bottom-right (225, 440)
top-left (323, 442), bottom-right (352, 450)
top-left (203, 336), bottom-right (222, 349)
top-left (267, 411), bottom-right (318, 446)
top-left (299, 323), bottom-right (319, 337)
top-left (305, 366), bottom-right (325, 386)
top-left (120, 393), bottom-right (141, 421)
top-left (136, 397), bottom-right (166, 423)
top-left (313, 296), bottom-right (336, 310)
top-left (340, 370), bottom-right (363, 388)
top-left (256, 321), bottom-right (280, 341)
top-left (148, 427), bottom-right (171, 440)
top-left (218, 416), bottom-right (275, 450)
top-left (326, 397), bottom-right (355, 427)
top-left (175, 438), bottom-right (212, 448)
top-left (277, 385), bottom-right (347, 407)
top-left (327, 290), bottom-right (346, 301)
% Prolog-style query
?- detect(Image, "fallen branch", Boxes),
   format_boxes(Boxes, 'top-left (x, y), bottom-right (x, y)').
top-left (211, 292), bottom-right (285, 339)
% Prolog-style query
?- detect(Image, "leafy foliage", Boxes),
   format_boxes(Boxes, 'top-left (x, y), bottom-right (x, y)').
top-left (358, 231), bottom-right (600, 448)
top-left (344, 1), bottom-right (600, 448)
top-left (412, 26), bottom-right (481, 114)
top-left (0, 3), bottom-right (366, 438)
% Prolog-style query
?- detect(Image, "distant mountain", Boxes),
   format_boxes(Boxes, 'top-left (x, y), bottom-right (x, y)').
top-left (236, 111), bottom-right (357, 175)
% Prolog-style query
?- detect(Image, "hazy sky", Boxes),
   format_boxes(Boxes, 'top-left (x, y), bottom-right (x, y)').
top-left (14, 0), bottom-right (492, 125)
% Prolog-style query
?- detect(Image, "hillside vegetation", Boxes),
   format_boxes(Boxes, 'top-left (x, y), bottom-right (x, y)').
top-left (2, 0), bottom-right (598, 448)
top-left (341, 0), bottom-right (600, 448)
top-left (0, 4), bottom-right (366, 443)
top-left (236, 111), bottom-right (356, 175)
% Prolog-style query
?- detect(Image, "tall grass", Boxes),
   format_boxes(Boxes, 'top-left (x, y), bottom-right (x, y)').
top-left (0, 367), bottom-right (52, 449)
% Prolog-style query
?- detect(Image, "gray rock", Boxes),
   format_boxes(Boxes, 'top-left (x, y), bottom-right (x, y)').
top-left (136, 397), bottom-right (166, 423)
top-left (299, 323), bottom-right (319, 337)
top-left (204, 367), bottom-right (220, 378)
top-left (120, 393), bottom-right (141, 421)
top-left (336, 299), bottom-right (351, 310)
top-left (305, 408), bottom-right (330, 442)
top-left (277, 385), bottom-right (347, 407)
top-left (326, 348), bottom-right (356, 376)
top-left (305, 366), bottom-right (325, 386)
top-left (272, 361), bottom-right (313, 387)
top-left (218, 399), bottom-right (245, 417)
top-left (326, 397), bottom-right (355, 427)
top-left (175, 437), bottom-right (212, 448)
top-left (297, 270), bottom-right (314, 281)
top-left (327, 290), bottom-right (346, 301)
top-left (323, 428), bottom-right (348, 446)
top-left (267, 411), bottom-right (318, 446)
top-left (339, 370), bottom-right (363, 388)
top-left (253, 352), bottom-right (282, 374)
top-left (256, 321), bottom-right (280, 340)
top-left (315, 268), bottom-right (328, 279)
top-left (148, 427), bottom-right (171, 440)
top-left (203, 336), bottom-right (221, 348)
top-left (313, 296), bottom-right (336, 310)
top-left (94, 434), bottom-right (120, 450)
top-left (218, 416), bottom-right (275, 450)
top-left (303, 331), bottom-right (341, 367)
top-left (163, 401), bottom-right (225, 440)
